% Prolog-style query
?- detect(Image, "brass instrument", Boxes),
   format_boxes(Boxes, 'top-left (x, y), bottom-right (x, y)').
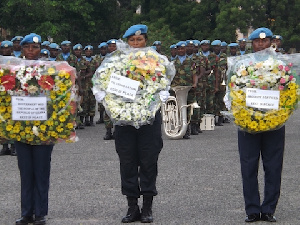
top-left (161, 86), bottom-right (199, 139)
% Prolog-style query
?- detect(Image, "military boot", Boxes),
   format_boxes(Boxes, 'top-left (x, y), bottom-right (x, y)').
top-left (122, 197), bottom-right (141, 223)
top-left (197, 122), bottom-right (203, 133)
top-left (84, 116), bottom-right (91, 126)
top-left (96, 111), bottom-right (104, 124)
top-left (0, 144), bottom-right (10, 156)
top-left (78, 116), bottom-right (85, 129)
top-left (103, 128), bottom-right (113, 140)
top-left (183, 125), bottom-right (190, 139)
top-left (141, 196), bottom-right (153, 223)
top-left (10, 144), bottom-right (17, 156)
top-left (90, 116), bottom-right (95, 126)
top-left (191, 123), bottom-right (199, 135)
top-left (215, 116), bottom-right (223, 126)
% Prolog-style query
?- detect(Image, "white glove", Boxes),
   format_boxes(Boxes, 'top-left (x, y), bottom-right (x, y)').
top-left (159, 90), bottom-right (170, 102)
top-left (94, 91), bottom-right (106, 103)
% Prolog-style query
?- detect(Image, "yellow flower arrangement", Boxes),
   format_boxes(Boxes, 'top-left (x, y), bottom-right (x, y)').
top-left (0, 58), bottom-right (78, 144)
top-left (228, 50), bottom-right (300, 133)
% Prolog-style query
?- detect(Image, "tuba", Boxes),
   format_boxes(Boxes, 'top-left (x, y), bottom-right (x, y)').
top-left (161, 86), bottom-right (199, 139)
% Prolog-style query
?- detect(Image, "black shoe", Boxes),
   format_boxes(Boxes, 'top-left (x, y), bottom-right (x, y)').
top-left (223, 117), bottom-right (230, 123)
top-left (96, 118), bottom-right (104, 124)
top-left (103, 129), bottom-right (113, 140)
top-left (141, 208), bottom-right (153, 223)
top-left (122, 205), bottom-right (141, 223)
top-left (0, 144), bottom-right (10, 156)
top-left (191, 124), bottom-right (199, 135)
top-left (245, 214), bottom-right (260, 222)
top-left (197, 123), bottom-right (203, 133)
top-left (10, 144), bottom-right (17, 156)
top-left (261, 213), bottom-right (276, 222)
top-left (78, 123), bottom-right (85, 129)
top-left (15, 216), bottom-right (34, 225)
top-left (85, 120), bottom-right (91, 126)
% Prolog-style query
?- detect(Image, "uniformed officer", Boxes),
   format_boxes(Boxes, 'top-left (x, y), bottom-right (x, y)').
top-left (41, 41), bottom-right (50, 50)
top-left (152, 41), bottom-right (162, 54)
top-left (238, 38), bottom-right (249, 55)
top-left (0, 40), bottom-right (13, 56)
top-left (237, 27), bottom-right (284, 223)
top-left (169, 44), bottom-right (177, 61)
top-left (56, 40), bottom-right (77, 67)
top-left (228, 43), bottom-right (240, 56)
top-left (171, 41), bottom-right (198, 139)
top-left (40, 49), bottom-right (50, 60)
top-left (83, 45), bottom-right (97, 126)
top-left (102, 39), bottom-right (117, 140)
top-left (11, 36), bottom-right (23, 58)
top-left (95, 42), bottom-right (108, 124)
top-left (193, 40), bottom-right (201, 55)
top-left (15, 32), bottom-right (53, 225)
top-left (48, 43), bottom-right (60, 61)
top-left (221, 41), bottom-right (228, 54)
top-left (211, 40), bottom-right (227, 126)
top-left (272, 35), bottom-right (284, 53)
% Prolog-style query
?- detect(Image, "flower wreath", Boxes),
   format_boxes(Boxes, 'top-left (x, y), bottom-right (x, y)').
top-left (92, 43), bottom-right (175, 128)
top-left (0, 56), bottom-right (77, 145)
top-left (227, 48), bottom-right (300, 133)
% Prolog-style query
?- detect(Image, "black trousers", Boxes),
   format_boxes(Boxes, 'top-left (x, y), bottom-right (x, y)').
top-left (15, 142), bottom-right (54, 217)
top-left (114, 113), bottom-right (163, 198)
top-left (238, 126), bottom-right (285, 215)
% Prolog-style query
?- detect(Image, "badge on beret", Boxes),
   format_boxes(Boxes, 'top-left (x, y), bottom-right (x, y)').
top-left (78, 46), bottom-right (81, 49)
top-left (43, 51), bottom-right (47, 54)
top-left (33, 36), bottom-right (39, 43)
top-left (4, 44), bottom-right (8, 47)
top-left (181, 44), bottom-right (185, 47)
top-left (17, 37), bottom-right (21, 40)
top-left (276, 35), bottom-right (280, 39)
top-left (259, 32), bottom-right (266, 39)
top-left (88, 47), bottom-right (91, 50)
top-left (135, 30), bottom-right (141, 35)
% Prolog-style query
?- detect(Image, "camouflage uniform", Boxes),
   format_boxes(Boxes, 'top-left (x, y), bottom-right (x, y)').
top-left (56, 53), bottom-right (77, 67)
top-left (205, 53), bottom-right (218, 114)
top-left (172, 56), bottom-right (198, 123)
top-left (214, 53), bottom-right (227, 116)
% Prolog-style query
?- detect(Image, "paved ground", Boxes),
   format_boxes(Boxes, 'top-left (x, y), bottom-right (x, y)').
top-left (0, 110), bottom-right (299, 225)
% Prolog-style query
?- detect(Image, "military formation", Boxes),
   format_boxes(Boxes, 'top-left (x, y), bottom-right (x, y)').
top-left (0, 34), bottom-right (285, 155)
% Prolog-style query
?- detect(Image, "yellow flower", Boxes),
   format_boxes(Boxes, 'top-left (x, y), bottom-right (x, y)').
top-left (59, 115), bottom-right (66, 122)
top-left (58, 101), bottom-right (66, 108)
top-left (48, 68), bottom-right (56, 75)
top-left (16, 136), bottom-right (21, 141)
top-left (0, 106), bottom-right (6, 113)
top-left (59, 83), bottom-right (67, 92)
top-left (40, 124), bottom-right (47, 132)
top-left (52, 112), bottom-right (57, 119)
top-left (25, 126), bottom-right (31, 134)
top-left (64, 73), bottom-right (70, 79)
top-left (6, 124), bottom-right (13, 131)
top-left (46, 120), bottom-right (54, 126)
top-left (67, 123), bottom-right (73, 129)
top-left (33, 121), bottom-right (41, 126)
top-left (58, 70), bottom-right (67, 77)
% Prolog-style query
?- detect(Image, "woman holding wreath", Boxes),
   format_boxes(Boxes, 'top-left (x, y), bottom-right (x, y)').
top-left (93, 24), bottom-right (173, 223)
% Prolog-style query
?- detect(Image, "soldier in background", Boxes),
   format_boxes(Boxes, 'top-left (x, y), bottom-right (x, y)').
top-left (193, 40), bottom-right (201, 55)
top-left (0, 40), bottom-right (16, 156)
top-left (238, 38), bottom-right (249, 55)
top-left (48, 43), bottom-right (60, 61)
top-left (95, 42), bottom-right (108, 124)
top-left (171, 41), bottom-right (198, 139)
top-left (228, 43), bottom-right (240, 56)
top-left (83, 45), bottom-right (97, 126)
top-left (102, 39), bottom-right (117, 140)
top-left (11, 36), bottom-right (23, 58)
top-left (40, 49), bottom-right (50, 60)
top-left (56, 40), bottom-right (77, 67)
top-left (211, 40), bottom-right (227, 126)
top-left (169, 44), bottom-right (177, 61)
top-left (272, 35), bottom-right (285, 53)
top-left (152, 41), bottom-right (162, 54)
top-left (41, 41), bottom-right (50, 51)
top-left (221, 41), bottom-right (228, 54)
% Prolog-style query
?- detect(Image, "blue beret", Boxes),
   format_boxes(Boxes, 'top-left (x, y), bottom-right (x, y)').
top-left (151, 46), bottom-right (157, 50)
top-left (1, 41), bottom-right (13, 48)
top-left (73, 44), bottom-right (83, 50)
top-left (40, 49), bottom-right (50, 55)
top-left (238, 38), bottom-right (247, 42)
top-left (84, 45), bottom-right (93, 50)
top-left (11, 36), bottom-right (23, 42)
top-left (123, 24), bottom-right (148, 38)
top-left (176, 41), bottom-right (186, 47)
top-left (61, 40), bottom-right (71, 46)
top-left (186, 40), bottom-right (194, 45)
top-left (98, 42), bottom-right (108, 48)
top-left (20, 33), bottom-right (41, 46)
top-left (41, 41), bottom-right (50, 46)
top-left (211, 40), bottom-right (221, 46)
top-left (107, 39), bottom-right (117, 45)
top-left (221, 41), bottom-right (227, 47)
top-left (170, 44), bottom-right (177, 49)
top-left (193, 40), bottom-right (201, 46)
top-left (248, 27), bottom-right (273, 40)
top-left (272, 35), bottom-right (283, 40)
top-left (49, 43), bottom-right (60, 50)
top-left (200, 40), bottom-right (210, 45)
top-left (153, 41), bottom-right (161, 46)
top-left (228, 43), bottom-right (239, 47)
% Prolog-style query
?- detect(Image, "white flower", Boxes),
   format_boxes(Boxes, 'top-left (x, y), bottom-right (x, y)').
top-left (32, 126), bottom-right (39, 136)
top-left (26, 67), bottom-right (33, 72)
top-left (231, 75), bottom-right (237, 83)
top-left (27, 85), bottom-right (39, 94)
top-left (0, 85), bottom-right (5, 91)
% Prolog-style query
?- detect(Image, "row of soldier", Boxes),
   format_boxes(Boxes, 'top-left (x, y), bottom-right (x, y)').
top-left (0, 34), bottom-right (285, 146)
